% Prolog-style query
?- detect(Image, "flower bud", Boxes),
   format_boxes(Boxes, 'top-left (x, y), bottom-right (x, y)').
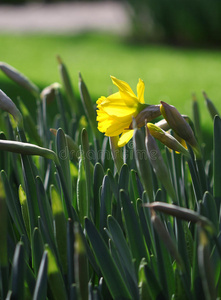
top-left (154, 118), bottom-right (170, 131)
top-left (129, 104), bottom-right (161, 129)
top-left (160, 101), bottom-right (201, 158)
top-left (147, 123), bottom-right (190, 158)
top-left (0, 89), bottom-right (23, 126)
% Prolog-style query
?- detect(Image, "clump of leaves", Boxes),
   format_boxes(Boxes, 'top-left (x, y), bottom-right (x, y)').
top-left (0, 60), bottom-right (220, 300)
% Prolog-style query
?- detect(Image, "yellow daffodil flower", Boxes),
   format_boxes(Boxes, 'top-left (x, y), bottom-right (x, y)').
top-left (96, 76), bottom-right (148, 147)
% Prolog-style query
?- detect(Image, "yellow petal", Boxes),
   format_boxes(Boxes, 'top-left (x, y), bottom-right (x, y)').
top-left (105, 120), bottom-right (129, 136)
top-left (137, 78), bottom-right (145, 104)
top-left (111, 76), bottom-right (136, 98)
top-left (101, 98), bottom-right (138, 119)
top-left (118, 130), bottom-right (134, 147)
top-left (96, 96), bottom-right (106, 105)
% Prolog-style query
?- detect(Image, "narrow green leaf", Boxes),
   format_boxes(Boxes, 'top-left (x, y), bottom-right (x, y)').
top-left (192, 95), bottom-right (202, 144)
top-left (139, 259), bottom-right (166, 300)
top-left (45, 245), bottom-right (68, 300)
top-left (18, 185), bottom-right (30, 240)
top-left (0, 62), bottom-right (39, 97)
top-left (50, 185), bottom-right (67, 274)
top-left (85, 218), bottom-right (132, 300)
top-left (129, 170), bottom-right (140, 204)
top-left (79, 73), bottom-right (99, 138)
top-left (77, 149), bottom-right (88, 225)
top-left (56, 128), bottom-right (72, 201)
top-left (133, 128), bottom-right (153, 202)
top-left (152, 213), bottom-right (183, 268)
top-left (137, 198), bottom-right (155, 255)
top-left (108, 238), bottom-right (139, 300)
top-left (202, 192), bottom-right (219, 233)
top-left (57, 56), bottom-right (79, 115)
top-left (20, 154), bottom-right (40, 232)
top-left (81, 128), bottom-right (92, 216)
top-left (175, 219), bottom-right (191, 276)
top-left (0, 177), bottom-right (8, 300)
top-left (100, 175), bottom-right (112, 237)
top-left (152, 220), bottom-right (174, 299)
top-left (198, 228), bottom-right (216, 300)
top-left (33, 251), bottom-right (48, 300)
top-left (93, 163), bottom-right (104, 228)
top-left (74, 223), bottom-right (89, 300)
top-left (18, 99), bottom-right (43, 147)
top-left (55, 88), bottom-right (69, 133)
top-left (32, 227), bottom-right (44, 275)
top-left (203, 91), bottom-right (220, 120)
top-left (36, 176), bottom-right (54, 242)
top-left (1, 170), bottom-right (26, 236)
top-left (120, 190), bottom-right (148, 271)
top-left (191, 226), bottom-right (204, 299)
top-left (118, 164), bottom-right (129, 191)
top-left (213, 116), bottom-right (221, 204)
top-left (107, 215), bottom-right (135, 280)
top-left (67, 219), bottom-right (75, 293)
top-left (0, 132), bottom-right (10, 175)
top-left (10, 242), bottom-right (25, 300)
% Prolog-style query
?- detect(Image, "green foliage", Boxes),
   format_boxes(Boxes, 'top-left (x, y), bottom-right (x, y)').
top-left (0, 60), bottom-right (220, 300)
top-left (128, 0), bottom-right (221, 46)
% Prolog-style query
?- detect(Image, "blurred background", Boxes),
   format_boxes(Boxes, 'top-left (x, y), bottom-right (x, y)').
top-left (0, 0), bottom-right (221, 138)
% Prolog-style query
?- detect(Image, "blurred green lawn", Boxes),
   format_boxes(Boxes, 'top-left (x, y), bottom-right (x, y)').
top-left (0, 33), bottom-right (220, 135)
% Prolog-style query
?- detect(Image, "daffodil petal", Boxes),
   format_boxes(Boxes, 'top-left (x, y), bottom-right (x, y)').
top-left (137, 79), bottom-right (145, 104)
top-left (111, 76), bottom-right (136, 98)
top-left (96, 96), bottom-right (106, 105)
top-left (118, 130), bottom-right (134, 147)
top-left (105, 120), bottom-right (129, 136)
top-left (101, 99), bottom-right (138, 118)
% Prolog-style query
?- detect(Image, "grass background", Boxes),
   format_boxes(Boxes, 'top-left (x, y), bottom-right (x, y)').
top-left (0, 33), bottom-right (220, 135)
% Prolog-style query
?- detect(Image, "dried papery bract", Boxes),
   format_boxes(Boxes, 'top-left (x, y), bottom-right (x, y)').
top-left (0, 89), bottom-right (23, 127)
top-left (160, 101), bottom-right (201, 158)
top-left (129, 104), bottom-right (161, 129)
